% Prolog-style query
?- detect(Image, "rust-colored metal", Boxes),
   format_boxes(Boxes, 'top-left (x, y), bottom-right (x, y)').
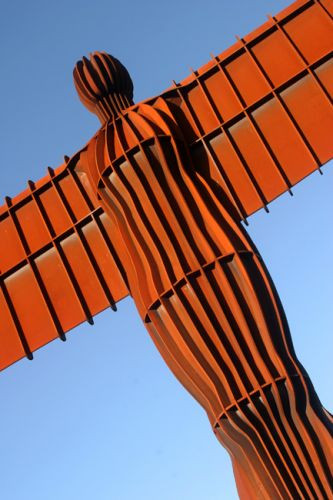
top-left (1, 0), bottom-right (332, 497)
top-left (0, 160), bottom-right (129, 367)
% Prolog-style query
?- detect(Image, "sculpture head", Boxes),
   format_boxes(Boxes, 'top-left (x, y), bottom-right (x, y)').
top-left (73, 52), bottom-right (134, 124)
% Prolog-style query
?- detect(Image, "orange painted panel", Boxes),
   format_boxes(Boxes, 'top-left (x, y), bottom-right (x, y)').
top-left (207, 133), bottom-right (263, 215)
top-left (0, 287), bottom-right (25, 370)
top-left (4, 264), bottom-right (58, 351)
top-left (228, 116), bottom-right (287, 202)
top-left (283, 3), bottom-right (333, 63)
top-left (0, 214), bottom-right (26, 272)
top-left (34, 246), bottom-right (85, 333)
top-left (320, 0), bottom-right (333, 16)
top-left (202, 69), bottom-right (243, 122)
top-left (98, 211), bottom-right (130, 278)
top-left (14, 199), bottom-right (50, 253)
top-left (251, 97), bottom-right (317, 185)
top-left (280, 73), bottom-right (333, 163)
top-left (37, 184), bottom-right (72, 235)
top-left (60, 232), bottom-right (109, 316)
top-left (81, 218), bottom-right (128, 302)
top-left (0, 168), bottom-right (129, 370)
top-left (224, 52), bottom-right (271, 106)
top-left (314, 57), bottom-right (333, 98)
top-left (250, 28), bottom-right (304, 87)
top-left (185, 84), bottom-right (219, 133)
top-left (56, 173), bottom-right (89, 221)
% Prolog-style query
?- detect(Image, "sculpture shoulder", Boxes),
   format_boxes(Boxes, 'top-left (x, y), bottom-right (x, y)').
top-left (93, 99), bottom-right (186, 163)
top-left (79, 99), bottom-right (193, 190)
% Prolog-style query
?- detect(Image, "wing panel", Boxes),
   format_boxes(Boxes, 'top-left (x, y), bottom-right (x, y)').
top-left (81, 218), bottom-right (128, 303)
top-left (282, 2), bottom-right (333, 64)
top-left (185, 84), bottom-right (220, 134)
top-left (60, 231), bottom-right (109, 318)
top-left (37, 184), bottom-right (72, 235)
top-left (0, 162), bottom-right (129, 371)
top-left (250, 28), bottom-right (304, 87)
top-left (160, 0), bottom-right (332, 218)
top-left (202, 70), bottom-right (242, 123)
top-left (34, 246), bottom-right (86, 333)
top-left (227, 116), bottom-right (288, 202)
top-left (0, 215), bottom-right (26, 272)
top-left (280, 73), bottom-right (333, 164)
top-left (251, 96), bottom-right (317, 185)
top-left (314, 57), bottom-right (333, 97)
top-left (0, 287), bottom-right (25, 371)
top-left (207, 133), bottom-right (263, 216)
top-left (320, 0), bottom-right (333, 16)
top-left (4, 264), bottom-right (59, 352)
top-left (224, 51), bottom-right (271, 107)
top-left (56, 172), bottom-right (91, 221)
top-left (14, 198), bottom-right (51, 253)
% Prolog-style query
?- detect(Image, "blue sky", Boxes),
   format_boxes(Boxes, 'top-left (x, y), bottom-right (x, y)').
top-left (0, 1), bottom-right (332, 499)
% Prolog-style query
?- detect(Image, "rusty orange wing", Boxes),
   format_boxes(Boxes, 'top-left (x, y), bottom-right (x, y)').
top-left (0, 154), bottom-right (129, 371)
top-left (152, 0), bottom-right (333, 221)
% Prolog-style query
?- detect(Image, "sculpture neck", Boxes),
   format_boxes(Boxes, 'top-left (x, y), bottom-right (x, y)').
top-left (95, 92), bottom-right (134, 123)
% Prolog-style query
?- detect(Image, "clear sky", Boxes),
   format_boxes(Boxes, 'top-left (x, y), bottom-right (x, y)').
top-left (0, 1), bottom-right (332, 499)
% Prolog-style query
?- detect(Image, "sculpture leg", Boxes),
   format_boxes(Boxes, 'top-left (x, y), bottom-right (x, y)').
top-left (145, 251), bottom-right (333, 499)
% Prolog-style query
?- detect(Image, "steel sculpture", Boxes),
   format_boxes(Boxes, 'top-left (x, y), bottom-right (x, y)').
top-left (1, 0), bottom-right (332, 498)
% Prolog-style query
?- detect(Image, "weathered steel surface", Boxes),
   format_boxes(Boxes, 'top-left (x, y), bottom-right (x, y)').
top-left (0, 160), bottom-right (129, 370)
top-left (0, 0), bottom-right (332, 497)
top-left (158, 0), bottom-right (333, 220)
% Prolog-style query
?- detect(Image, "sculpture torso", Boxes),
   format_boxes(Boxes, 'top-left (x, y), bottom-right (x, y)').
top-left (84, 103), bottom-right (251, 317)
top-left (81, 102), bottom-right (297, 411)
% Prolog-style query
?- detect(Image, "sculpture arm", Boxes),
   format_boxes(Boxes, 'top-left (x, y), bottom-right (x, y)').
top-left (0, 153), bottom-right (129, 371)
top-left (153, 0), bottom-right (333, 220)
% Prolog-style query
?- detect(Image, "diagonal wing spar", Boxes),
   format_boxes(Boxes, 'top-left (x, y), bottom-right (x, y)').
top-left (0, 0), bottom-right (332, 371)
